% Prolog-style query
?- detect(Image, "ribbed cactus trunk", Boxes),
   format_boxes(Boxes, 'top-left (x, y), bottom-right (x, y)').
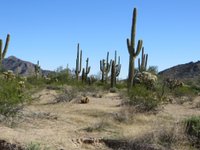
top-left (75, 43), bottom-right (82, 81)
top-left (128, 55), bottom-right (135, 88)
top-left (0, 34), bottom-right (10, 68)
top-left (85, 58), bottom-right (91, 82)
top-left (127, 8), bottom-right (143, 89)
top-left (35, 60), bottom-right (41, 78)
top-left (81, 68), bottom-right (85, 83)
top-left (111, 60), bottom-right (116, 88)
top-left (114, 51), bottom-right (121, 85)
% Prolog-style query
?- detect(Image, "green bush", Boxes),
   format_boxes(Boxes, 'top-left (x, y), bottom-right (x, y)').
top-left (185, 116), bottom-right (200, 147)
top-left (27, 76), bottom-right (47, 87)
top-left (173, 86), bottom-right (196, 97)
top-left (0, 78), bottom-right (28, 116)
top-left (127, 85), bottom-right (161, 112)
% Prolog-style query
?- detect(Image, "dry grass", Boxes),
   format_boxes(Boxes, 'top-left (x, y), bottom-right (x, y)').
top-left (1, 87), bottom-right (200, 149)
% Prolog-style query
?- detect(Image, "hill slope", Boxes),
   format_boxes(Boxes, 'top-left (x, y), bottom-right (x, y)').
top-left (159, 61), bottom-right (200, 84)
top-left (2, 56), bottom-right (52, 76)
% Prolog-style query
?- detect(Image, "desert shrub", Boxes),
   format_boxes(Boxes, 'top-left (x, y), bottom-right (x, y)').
top-left (26, 142), bottom-right (41, 150)
top-left (173, 86), bottom-right (196, 98)
top-left (0, 78), bottom-right (28, 117)
top-left (116, 82), bottom-right (127, 89)
top-left (127, 84), bottom-right (161, 112)
top-left (185, 116), bottom-right (200, 147)
top-left (53, 88), bottom-right (77, 103)
top-left (26, 76), bottom-right (47, 87)
top-left (147, 66), bottom-right (158, 75)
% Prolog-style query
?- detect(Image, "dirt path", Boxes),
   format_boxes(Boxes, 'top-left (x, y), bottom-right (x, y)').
top-left (0, 88), bottom-right (200, 149)
top-left (0, 89), bottom-right (122, 150)
top-left (159, 96), bottom-right (200, 121)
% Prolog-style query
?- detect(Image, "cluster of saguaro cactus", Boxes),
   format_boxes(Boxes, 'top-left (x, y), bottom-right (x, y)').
top-left (35, 60), bottom-right (41, 77)
top-left (138, 47), bottom-right (148, 72)
top-left (127, 8), bottom-right (143, 89)
top-left (75, 43), bottom-right (82, 81)
top-left (0, 34), bottom-right (10, 65)
top-left (100, 52), bottom-right (111, 83)
top-left (81, 58), bottom-right (91, 83)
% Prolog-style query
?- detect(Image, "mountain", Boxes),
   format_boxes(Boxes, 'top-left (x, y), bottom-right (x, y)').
top-left (159, 61), bottom-right (200, 84)
top-left (2, 56), bottom-right (53, 76)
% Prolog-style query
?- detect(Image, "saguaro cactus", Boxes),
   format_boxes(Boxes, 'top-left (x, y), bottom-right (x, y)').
top-left (110, 60), bottom-right (116, 88)
top-left (35, 60), bottom-right (41, 78)
top-left (138, 47), bottom-right (148, 72)
top-left (85, 58), bottom-right (91, 81)
top-left (127, 8), bottom-right (143, 89)
top-left (100, 52), bottom-right (111, 83)
top-left (0, 34), bottom-right (10, 64)
top-left (75, 43), bottom-right (82, 81)
top-left (81, 68), bottom-right (85, 83)
top-left (114, 51), bottom-right (121, 78)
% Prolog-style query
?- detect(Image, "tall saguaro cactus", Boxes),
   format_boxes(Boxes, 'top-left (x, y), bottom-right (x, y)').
top-left (138, 47), bottom-right (148, 72)
top-left (127, 8), bottom-right (143, 89)
top-left (0, 34), bottom-right (10, 64)
top-left (75, 43), bottom-right (82, 81)
top-left (100, 52), bottom-right (111, 83)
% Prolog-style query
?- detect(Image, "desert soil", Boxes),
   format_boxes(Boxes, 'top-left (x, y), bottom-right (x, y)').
top-left (0, 88), bottom-right (200, 150)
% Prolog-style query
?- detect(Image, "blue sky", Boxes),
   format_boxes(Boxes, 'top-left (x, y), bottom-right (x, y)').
top-left (0, 0), bottom-right (200, 78)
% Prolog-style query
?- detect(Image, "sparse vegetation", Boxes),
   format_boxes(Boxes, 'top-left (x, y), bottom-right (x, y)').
top-left (0, 76), bottom-right (29, 117)
top-left (126, 84), bottom-right (161, 112)
top-left (185, 116), bottom-right (200, 148)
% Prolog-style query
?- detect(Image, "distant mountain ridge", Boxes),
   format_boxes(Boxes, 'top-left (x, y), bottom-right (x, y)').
top-left (159, 61), bottom-right (200, 83)
top-left (2, 56), bottom-right (53, 76)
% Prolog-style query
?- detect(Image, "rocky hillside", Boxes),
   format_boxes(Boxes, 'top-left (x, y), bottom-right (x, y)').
top-left (159, 61), bottom-right (200, 84)
top-left (2, 56), bottom-right (52, 76)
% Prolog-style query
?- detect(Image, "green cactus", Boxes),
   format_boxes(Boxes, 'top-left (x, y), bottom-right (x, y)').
top-left (110, 60), bottom-right (116, 88)
top-left (81, 68), bottom-right (85, 83)
top-left (100, 52), bottom-right (111, 83)
top-left (0, 34), bottom-right (10, 65)
top-left (75, 43), bottom-right (82, 81)
top-left (114, 51), bottom-right (121, 77)
top-left (127, 8), bottom-right (143, 89)
top-left (35, 60), bottom-right (41, 78)
top-left (138, 47), bottom-right (148, 72)
top-left (85, 58), bottom-right (91, 81)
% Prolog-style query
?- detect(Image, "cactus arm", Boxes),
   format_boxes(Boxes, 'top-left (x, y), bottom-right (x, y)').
top-left (0, 40), bottom-right (2, 61)
top-left (134, 40), bottom-right (143, 57)
top-left (127, 38), bottom-right (132, 55)
top-left (114, 51), bottom-right (117, 64)
top-left (106, 52), bottom-right (109, 65)
top-left (2, 34), bottom-right (10, 58)
top-left (131, 8), bottom-right (137, 49)
top-left (145, 54), bottom-right (148, 70)
top-left (138, 58), bottom-right (141, 71)
top-left (116, 64), bottom-right (121, 77)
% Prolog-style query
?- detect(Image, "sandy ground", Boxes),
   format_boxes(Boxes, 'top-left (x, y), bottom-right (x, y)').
top-left (0, 88), bottom-right (200, 150)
